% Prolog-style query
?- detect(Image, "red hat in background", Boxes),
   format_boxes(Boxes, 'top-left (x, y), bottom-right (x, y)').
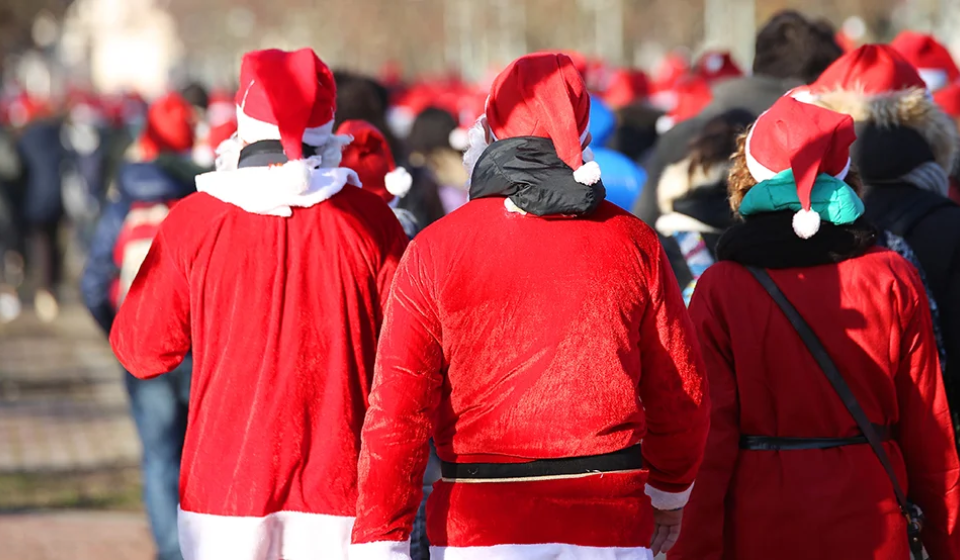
top-left (603, 68), bottom-right (650, 109)
top-left (486, 52), bottom-right (600, 186)
top-left (657, 76), bottom-right (712, 133)
top-left (206, 89), bottom-right (236, 127)
top-left (890, 31), bottom-right (960, 92)
top-left (934, 82), bottom-right (960, 118)
top-left (140, 92), bottom-right (196, 160)
top-left (695, 50), bottom-right (743, 83)
top-left (746, 97), bottom-right (856, 238)
top-left (4, 92), bottom-right (50, 128)
top-left (337, 119), bottom-right (411, 204)
top-left (236, 48), bottom-right (337, 161)
top-left (812, 44), bottom-right (926, 94)
top-left (652, 51), bottom-right (690, 93)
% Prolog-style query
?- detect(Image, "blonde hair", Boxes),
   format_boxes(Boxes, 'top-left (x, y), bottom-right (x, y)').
top-left (727, 125), bottom-right (864, 217)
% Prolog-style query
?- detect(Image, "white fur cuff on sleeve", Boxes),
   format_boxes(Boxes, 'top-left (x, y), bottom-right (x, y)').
top-left (645, 482), bottom-right (694, 510)
top-left (350, 540), bottom-right (411, 560)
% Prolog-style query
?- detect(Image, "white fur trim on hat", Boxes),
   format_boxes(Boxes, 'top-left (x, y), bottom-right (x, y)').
top-left (793, 208), bottom-right (822, 239)
top-left (237, 107), bottom-right (336, 147)
top-left (645, 483), bottom-right (694, 510)
top-left (573, 160), bottom-right (602, 185)
top-left (385, 166), bottom-right (413, 198)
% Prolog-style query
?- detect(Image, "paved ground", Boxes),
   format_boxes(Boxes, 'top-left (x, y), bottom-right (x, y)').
top-left (0, 302), bottom-right (154, 559)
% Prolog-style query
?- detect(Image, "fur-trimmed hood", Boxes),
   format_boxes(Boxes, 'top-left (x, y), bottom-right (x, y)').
top-left (657, 157), bottom-right (729, 215)
top-left (813, 87), bottom-right (959, 175)
top-left (656, 156), bottom-right (734, 234)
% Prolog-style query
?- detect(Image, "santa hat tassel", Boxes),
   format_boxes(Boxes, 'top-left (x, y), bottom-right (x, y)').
top-left (384, 166), bottom-right (413, 197)
top-left (573, 160), bottom-right (602, 185)
top-left (792, 208), bottom-right (822, 239)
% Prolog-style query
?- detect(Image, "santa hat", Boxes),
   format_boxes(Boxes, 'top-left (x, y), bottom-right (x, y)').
top-left (745, 96), bottom-right (857, 239)
top-left (656, 76), bottom-right (713, 134)
top-left (695, 51), bottom-right (743, 83)
top-left (337, 120), bottom-right (411, 204)
top-left (485, 52), bottom-right (600, 186)
top-left (196, 48), bottom-right (359, 217)
top-left (140, 92), bottom-right (195, 160)
top-left (603, 68), bottom-right (650, 109)
top-left (810, 44), bottom-right (959, 174)
top-left (890, 31), bottom-right (960, 92)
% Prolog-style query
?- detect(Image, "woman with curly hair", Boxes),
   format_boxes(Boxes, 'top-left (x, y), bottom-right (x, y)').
top-left (671, 96), bottom-right (960, 560)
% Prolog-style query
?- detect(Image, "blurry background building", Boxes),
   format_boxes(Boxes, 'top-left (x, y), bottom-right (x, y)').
top-left (1, 0), bottom-right (958, 100)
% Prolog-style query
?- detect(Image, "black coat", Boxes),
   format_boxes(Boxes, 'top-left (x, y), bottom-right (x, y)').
top-left (863, 182), bottom-right (960, 412)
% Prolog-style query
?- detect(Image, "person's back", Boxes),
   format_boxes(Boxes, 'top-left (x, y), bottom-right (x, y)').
top-left (673, 96), bottom-right (960, 560)
top-left (110, 49), bottom-right (408, 560)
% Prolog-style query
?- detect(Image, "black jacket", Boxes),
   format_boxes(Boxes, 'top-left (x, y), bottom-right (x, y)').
top-left (863, 183), bottom-right (960, 410)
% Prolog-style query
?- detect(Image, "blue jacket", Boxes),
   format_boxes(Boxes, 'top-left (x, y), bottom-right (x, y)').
top-left (18, 120), bottom-right (68, 225)
top-left (81, 159), bottom-right (197, 334)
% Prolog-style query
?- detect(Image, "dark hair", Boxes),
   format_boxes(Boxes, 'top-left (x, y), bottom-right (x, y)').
top-left (610, 101), bottom-right (663, 162)
top-left (406, 107), bottom-right (459, 156)
top-left (753, 10), bottom-right (843, 84)
top-left (688, 109), bottom-right (755, 175)
top-left (334, 73), bottom-right (403, 160)
top-left (180, 82), bottom-right (209, 111)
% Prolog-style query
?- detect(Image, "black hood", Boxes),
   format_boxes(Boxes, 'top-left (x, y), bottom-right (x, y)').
top-left (469, 136), bottom-right (605, 217)
top-left (852, 122), bottom-right (937, 184)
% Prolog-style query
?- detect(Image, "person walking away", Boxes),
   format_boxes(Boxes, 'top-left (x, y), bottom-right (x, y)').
top-left (671, 96), bottom-right (960, 560)
top-left (109, 48), bottom-right (408, 560)
top-left (81, 91), bottom-right (199, 560)
top-left (810, 45), bottom-right (960, 449)
top-left (351, 52), bottom-right (710, 559)
top-left (655, 110), bottom-right (753, 303)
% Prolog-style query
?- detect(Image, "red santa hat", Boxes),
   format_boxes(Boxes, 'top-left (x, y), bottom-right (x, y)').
top-left (603, 68), bottom-right (650, 109)
top-left (746, 97), bottom-right (856, 238)
top-left (656, 76), bottom-right (713, 134)
top-left (140, 92), bottom-right (196, 161)
top-left (810, 44), bottom-right (958, 174)
top-left (890, 31), bottom-right (960, 92)
top-left (337, 120), bottom-right (411, 204)
top-left (485, 52), bottom-right (600, 186)
top-left (812, 44), bottom-right (926, 94)
top-left (235, 48), bottom-right (337, 160)
top-left (694, 50), bottom-right (743, 83)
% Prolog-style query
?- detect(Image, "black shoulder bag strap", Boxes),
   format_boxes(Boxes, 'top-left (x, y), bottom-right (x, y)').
top-left (746, 266), bottom-right (925, 559)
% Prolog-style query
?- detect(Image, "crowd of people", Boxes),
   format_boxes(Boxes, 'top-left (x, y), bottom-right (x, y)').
top-left (3, 7), bottom-right (960, 560)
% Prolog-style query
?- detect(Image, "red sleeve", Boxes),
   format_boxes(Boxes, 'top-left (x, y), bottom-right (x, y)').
top-left (670, 273), bottom-right (739, 560)
top-left (638, 244), bottom-right (710, 510)
top-left (109, 226), bottom-right (191, 379)
top-left (352, 239), bottom-right (444, 551)
top-left (895, 284), bottom-right (960, 560)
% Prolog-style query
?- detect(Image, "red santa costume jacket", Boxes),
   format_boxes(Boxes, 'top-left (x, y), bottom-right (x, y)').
top-left (351, 53), bottom-right (709, 560)
top-left (672, 95), bottom-right (960, 559)
top-left (110, 49), bottom-right (408, 560)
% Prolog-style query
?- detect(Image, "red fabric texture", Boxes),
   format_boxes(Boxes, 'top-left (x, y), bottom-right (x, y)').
top-left (236, 48), bottom-right (336, 158)
top-left (426, 472), bottom-right (654, 548)
top-left (813, 44), bottom-right (927, 94)
top-left (110, 187), bottom-right (408, 519)
top-left (747, 97), bottom-right (856, 212)
top-left (669, 77), bottom-right (713, 124)
top-left (140, 92), bottom-right (195, 161)
top-left (935, 82), bottom-right (960, 118)
top-left (485, 53), bottom-right (592, 171)
top-left (670, 250), bottom-right (960, 560)
top-left (603, 69), bottom-right (650, 109)
top-left (652, 52), bottom-right (690, 93)
top-left (337, 120), bottom-right (397, 204)
top-left (891, 31), bottom-right (960, 85)
top-left (351, 198), bottom-right (710, 546)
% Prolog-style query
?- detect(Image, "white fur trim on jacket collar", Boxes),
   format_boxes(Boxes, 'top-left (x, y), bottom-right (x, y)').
top-left (196, 157), bottom-right (361, 217)
top-left (644, 483), bottom-right (694, 510)
top-left (237, 108), bottom-right (336, 147)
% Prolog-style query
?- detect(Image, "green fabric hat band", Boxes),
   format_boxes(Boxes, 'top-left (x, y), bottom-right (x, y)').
top-left (738, 169), bottom-right (864, 225)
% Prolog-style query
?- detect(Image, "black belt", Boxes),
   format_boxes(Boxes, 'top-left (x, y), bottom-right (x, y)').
top-left (441, 445), bottom-right (643, 480)
top-left (741, 425), bottom-right (892, 451)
